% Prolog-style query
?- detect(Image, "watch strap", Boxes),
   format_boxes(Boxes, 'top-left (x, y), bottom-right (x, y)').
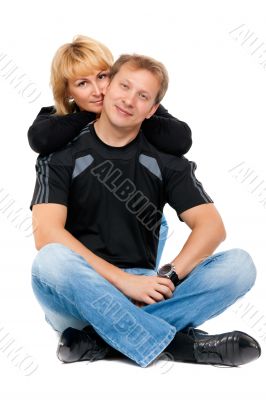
top-left (169, 270), bottom-right (181, 286)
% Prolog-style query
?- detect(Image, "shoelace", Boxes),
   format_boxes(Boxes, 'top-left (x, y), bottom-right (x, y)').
top-left (189, 328), bottom-right (234, 368)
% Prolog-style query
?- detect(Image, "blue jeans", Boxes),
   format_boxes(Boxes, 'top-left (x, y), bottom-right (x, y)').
top-left (31, 236), bottom-right (256, 368)
top-left (155, 213), bottom-right (168, 269)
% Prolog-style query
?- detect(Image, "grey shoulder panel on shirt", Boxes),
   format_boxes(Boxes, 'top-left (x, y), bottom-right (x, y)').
top-left (139, 154), bottom-right (162, 181)
top-left (72, 154), bottom-right (94, 179)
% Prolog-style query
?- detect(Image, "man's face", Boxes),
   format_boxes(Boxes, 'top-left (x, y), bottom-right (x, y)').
top-left (102, 64), bottom-right (160, 130)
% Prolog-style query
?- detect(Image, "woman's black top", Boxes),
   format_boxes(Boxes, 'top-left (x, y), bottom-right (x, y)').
top-left (28, 105), bottom-right (192, 156)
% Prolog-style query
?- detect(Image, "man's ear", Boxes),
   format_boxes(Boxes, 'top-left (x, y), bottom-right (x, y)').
top-left (145, 103), bottom-right (160, 119)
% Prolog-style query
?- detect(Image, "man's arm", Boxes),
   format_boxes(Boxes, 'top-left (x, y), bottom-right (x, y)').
top-left (169, 203), bottom-right (226, 279)
top-left (32, 203), bottom-right (175, 304)
top-left (32, 203), bottom-right (127, 287)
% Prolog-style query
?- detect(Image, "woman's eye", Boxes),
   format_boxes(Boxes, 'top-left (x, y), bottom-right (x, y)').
top-left (121, 83), bottom-right (128, 89)
top-left (98, 73), bottom-right (108, 80)
top-left (78, 81), bottom-right (87, 87)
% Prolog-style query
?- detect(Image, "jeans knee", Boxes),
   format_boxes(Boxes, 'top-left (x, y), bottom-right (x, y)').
top-left (32, 243), bottom-right (103, 290)
top-left (226, 248), bottom-right (257, 293)
top-left (32, 243), bottom-right (75, 281)
top-left (35, 243), bottom-right (71, 261)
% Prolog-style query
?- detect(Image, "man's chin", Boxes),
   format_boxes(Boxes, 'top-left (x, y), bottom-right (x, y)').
top-left (108, 115), bottom-right (139, 128)
top-left (110, 120), bottom-right (139, 132)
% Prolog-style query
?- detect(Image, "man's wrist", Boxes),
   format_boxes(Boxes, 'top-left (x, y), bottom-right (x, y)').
top-left (157, 263), bottom-right (182, 287)
top-left (170, 258), bottom-right (190, 280)
top-left (111, 268), bottom-right (128, 290)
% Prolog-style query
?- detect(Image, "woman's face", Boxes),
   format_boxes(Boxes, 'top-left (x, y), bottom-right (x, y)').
top-left (67, 70), bottom-right (110, 114)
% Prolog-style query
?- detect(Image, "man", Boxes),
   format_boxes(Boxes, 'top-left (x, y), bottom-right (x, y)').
top-left (30, 54), bottom-right (261, 368)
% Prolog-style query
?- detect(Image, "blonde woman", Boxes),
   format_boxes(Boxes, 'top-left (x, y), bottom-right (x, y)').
top-left (28, 35), bottom-right (192, 267)
top-left (28, 35), bottom-right (191, 155)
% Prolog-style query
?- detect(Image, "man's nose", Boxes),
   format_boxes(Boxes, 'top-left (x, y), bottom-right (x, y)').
top-left (122, 91), bottom-right (135, 107)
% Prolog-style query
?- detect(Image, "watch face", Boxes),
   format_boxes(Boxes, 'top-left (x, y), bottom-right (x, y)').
top-left (159, 264), bottom-right (172, 275)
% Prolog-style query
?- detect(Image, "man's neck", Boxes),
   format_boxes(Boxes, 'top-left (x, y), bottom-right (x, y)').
top-left (94, 113), bottom-right (141, 148)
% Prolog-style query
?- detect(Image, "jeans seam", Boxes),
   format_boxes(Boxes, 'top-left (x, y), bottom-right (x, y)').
top-left (33, 272), bottom-right (172, 367)
top-left (141, 328), bottom-right (176, 367)
top-left (91, 323), bottom-right (176, 368)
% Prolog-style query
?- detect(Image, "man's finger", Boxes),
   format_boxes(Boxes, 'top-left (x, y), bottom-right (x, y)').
top-left (157, 277), bottom-right (175, 291)
top-left (157, 284), bottom-right (173, 298)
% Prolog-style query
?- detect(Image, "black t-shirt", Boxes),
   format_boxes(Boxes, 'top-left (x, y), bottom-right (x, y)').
top-left (31, 123), bottom-right (212, 269)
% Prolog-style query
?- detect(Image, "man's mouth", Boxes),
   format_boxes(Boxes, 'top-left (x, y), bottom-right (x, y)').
top-left (115, 105), bottom-right (133, 116)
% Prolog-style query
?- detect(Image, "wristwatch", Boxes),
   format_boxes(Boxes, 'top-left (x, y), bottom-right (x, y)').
top-left (157, 263), bottom-right (181, 287)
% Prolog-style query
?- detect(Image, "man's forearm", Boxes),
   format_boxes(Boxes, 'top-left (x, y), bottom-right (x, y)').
top-left (170, 224), bottom-right (226, 279)
top-left (35, 228), bottom-right (127, 288)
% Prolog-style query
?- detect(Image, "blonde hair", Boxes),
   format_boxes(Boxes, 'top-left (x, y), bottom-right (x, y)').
top-left (109, 54), bottom-right (169, 104)
top-left (50, 35), bottom-right (114, 115)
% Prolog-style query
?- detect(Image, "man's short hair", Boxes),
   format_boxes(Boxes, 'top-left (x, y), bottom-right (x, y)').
top-left (109, 54), bottom-right (169, 104)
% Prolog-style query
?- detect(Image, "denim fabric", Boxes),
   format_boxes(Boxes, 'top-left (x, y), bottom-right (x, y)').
top-left (31, 238), bottom-right (256, 368)
top-left (155, 214), bottom-right (168, 270)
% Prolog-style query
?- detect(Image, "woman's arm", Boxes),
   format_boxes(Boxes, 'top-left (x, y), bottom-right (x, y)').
top-left (141, 104), bottom-right (192, 156)
top-left (28, 106), bottom-right (96, 154)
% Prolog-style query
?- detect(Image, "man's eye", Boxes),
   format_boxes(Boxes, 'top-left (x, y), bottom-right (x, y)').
top-left (121, 83), bottom-right (128, 89)
top-left (139, 93), bottom-right (148, 100)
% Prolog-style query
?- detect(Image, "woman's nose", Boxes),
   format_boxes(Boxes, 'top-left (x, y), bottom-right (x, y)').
top-left (91, 82), bottom-right (101, 96)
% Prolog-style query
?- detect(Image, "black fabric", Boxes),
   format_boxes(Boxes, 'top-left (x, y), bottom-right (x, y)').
top-left (82, 326), bottom-right (125, 359)
top-left (164, 332), bottom-right (196, 362)
top-left (27, 105), bottom-right (192, 156)
top-left (30, 123), bottom-right (212, 270)
top-left (27, 106), bottom-right (96, 154)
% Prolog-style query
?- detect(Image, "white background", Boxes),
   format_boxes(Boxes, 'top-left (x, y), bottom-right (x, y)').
top-left (0, 0), bottom-right (265, 398)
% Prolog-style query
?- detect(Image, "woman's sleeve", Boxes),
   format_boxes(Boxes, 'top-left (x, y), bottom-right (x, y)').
top-left (27, 106), bottom-right (96, 154)
top-left (141, 104), bottom-right (192, 156)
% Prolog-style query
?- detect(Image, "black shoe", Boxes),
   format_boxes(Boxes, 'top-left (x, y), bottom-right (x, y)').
top-left (56, 326), bottom-right (111, 363)
top-left (188, 328), bottom-right (261, 366)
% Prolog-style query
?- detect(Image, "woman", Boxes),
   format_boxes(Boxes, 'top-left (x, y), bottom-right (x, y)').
top-left (28, 35), bottom-right (192, 267)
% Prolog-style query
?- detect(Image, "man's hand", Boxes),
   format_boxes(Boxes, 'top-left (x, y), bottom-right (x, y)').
top-left (132, 300), bottom-right (146, 308)
top-left (117, 274), bottom-right (175, 305)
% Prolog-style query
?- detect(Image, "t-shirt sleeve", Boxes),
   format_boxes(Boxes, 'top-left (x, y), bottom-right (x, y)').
top-left (164, 157), bottom-right (213, 218)
top-left (30, 152), bottom-right (73, 210)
